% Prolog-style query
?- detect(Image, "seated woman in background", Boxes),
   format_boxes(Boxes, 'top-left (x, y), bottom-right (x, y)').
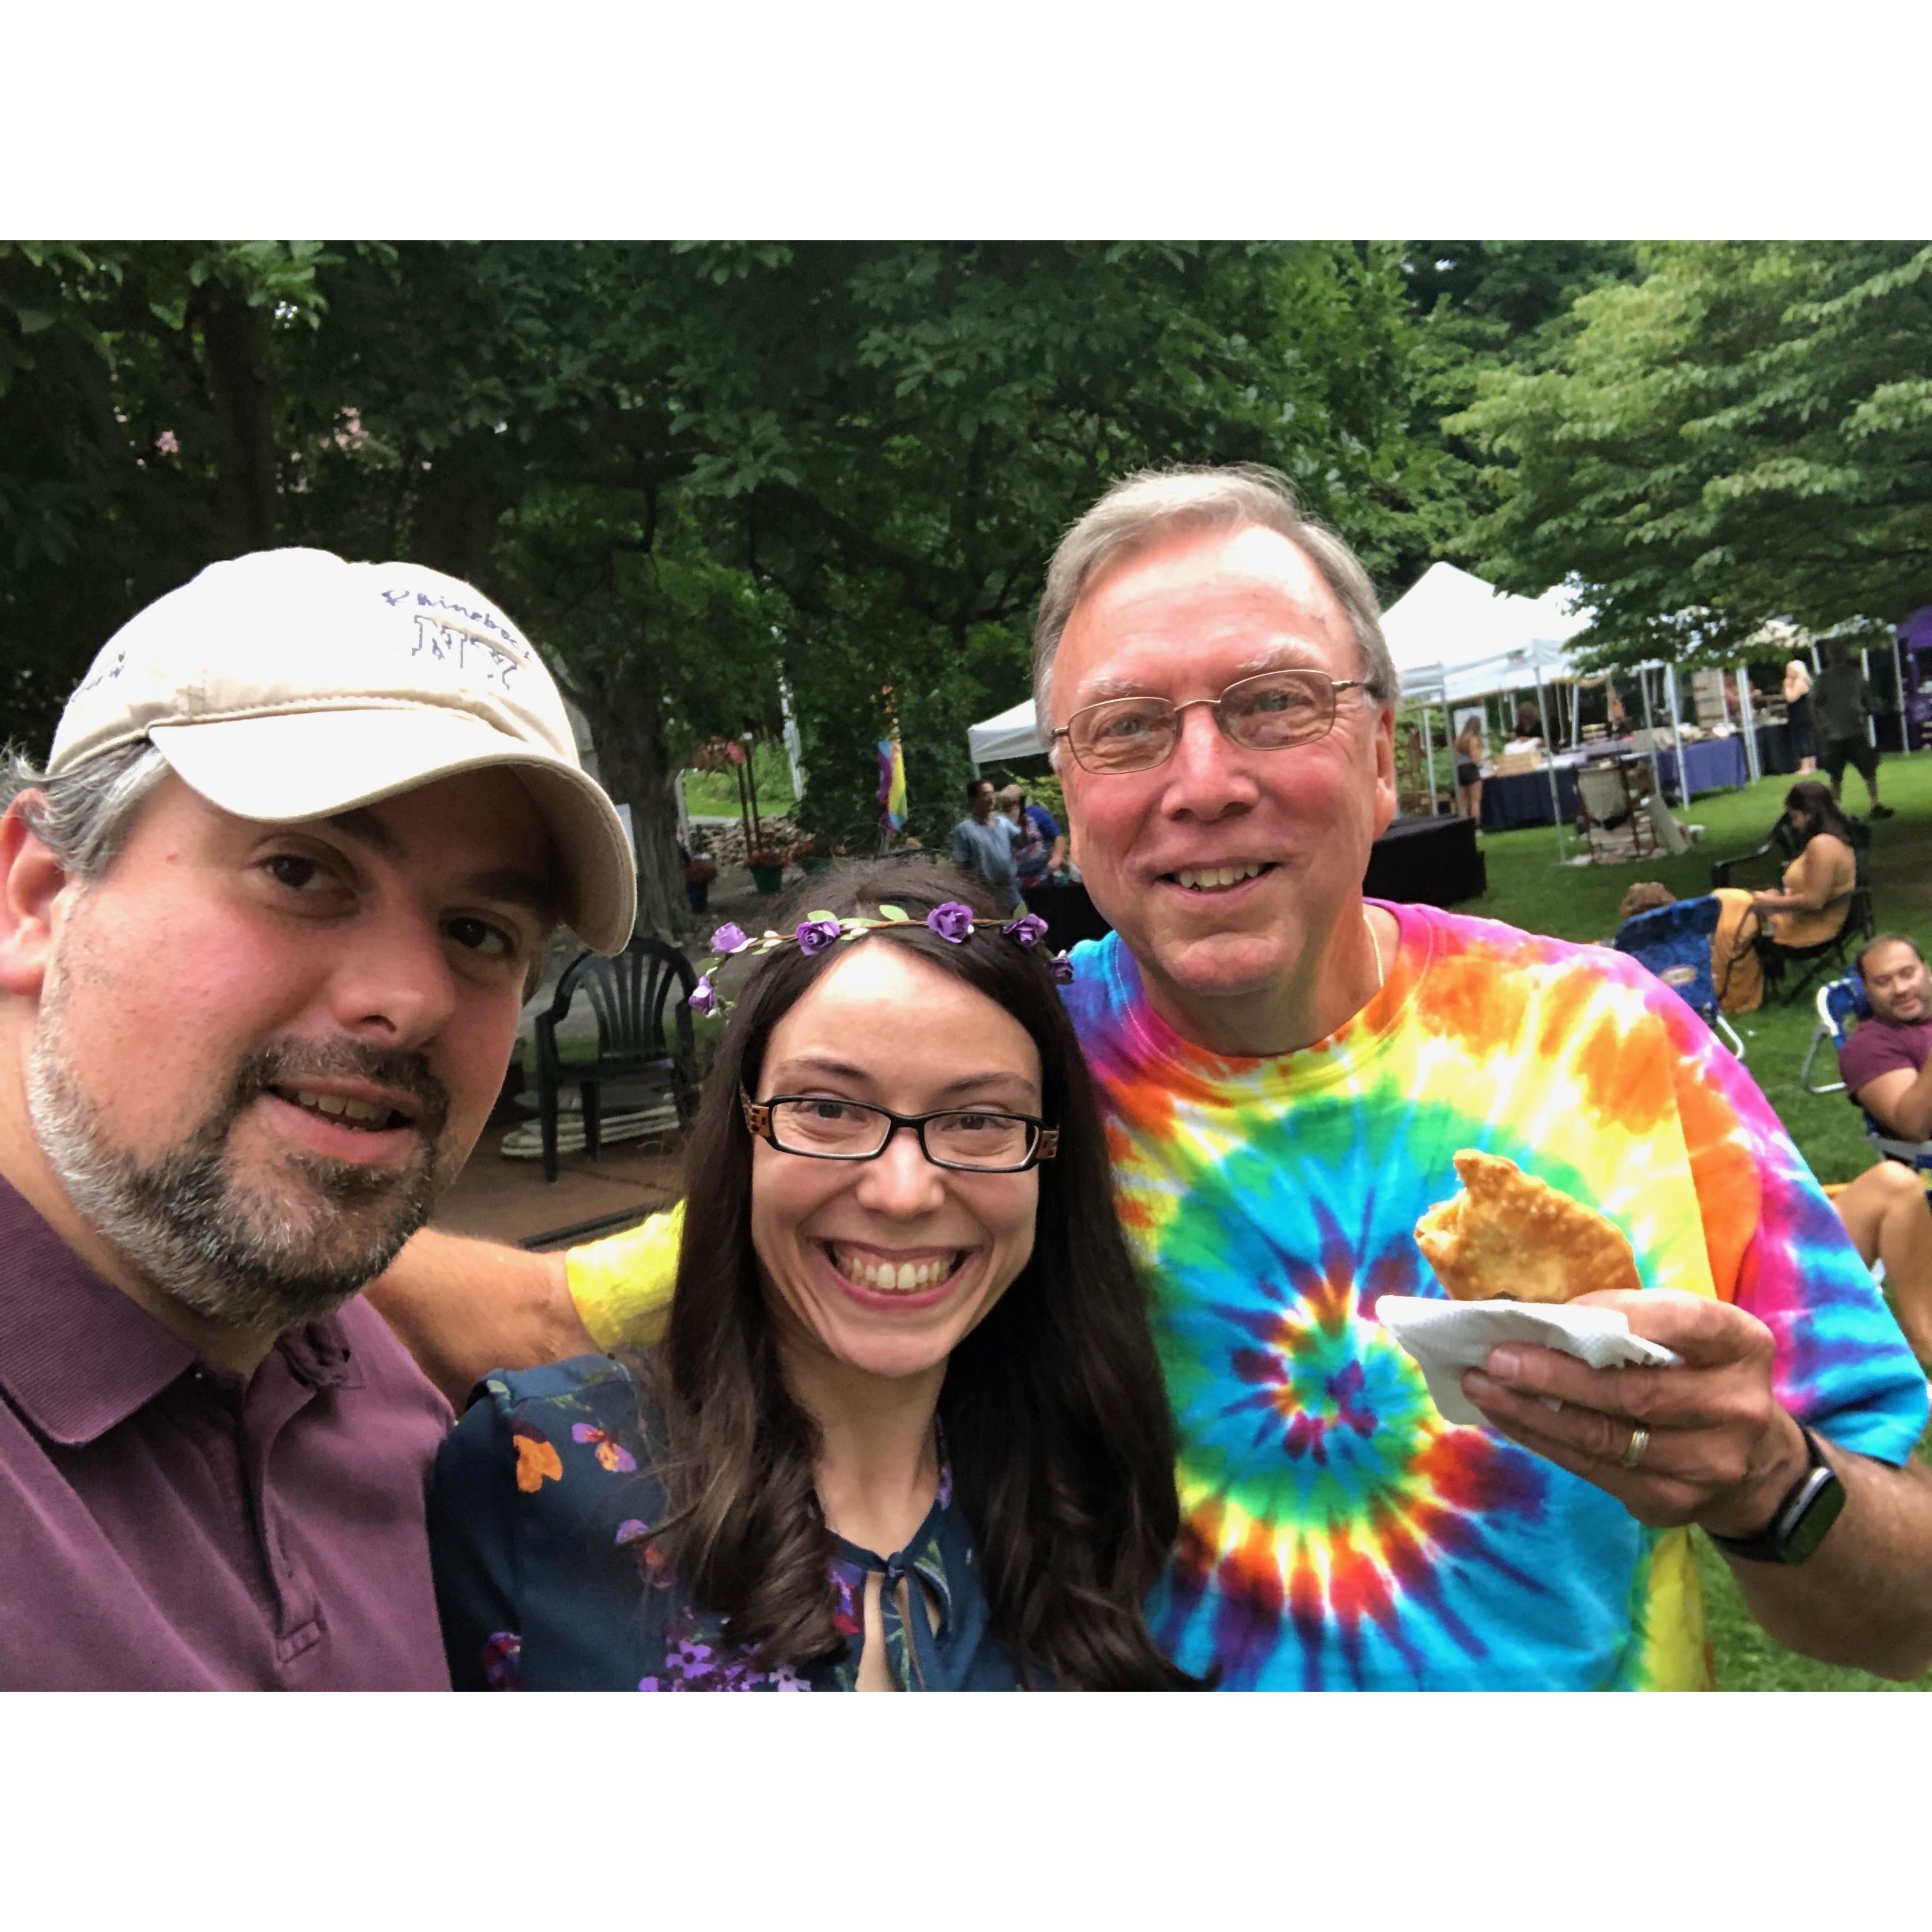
top-left (1615, 782), bottom-right (1859, 1014)
top-left (429, 863), bottom-right (1202, 1692)
top-left (1712, 780), bottom-right (1859, 1012)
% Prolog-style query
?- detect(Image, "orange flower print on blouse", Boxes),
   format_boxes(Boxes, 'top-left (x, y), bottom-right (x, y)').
top-left (512, 1422), bottom-right (563, 1493)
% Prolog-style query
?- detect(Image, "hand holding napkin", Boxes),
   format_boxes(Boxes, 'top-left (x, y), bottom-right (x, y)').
top-left (1374, 1295), bottom-right (1682, 1428)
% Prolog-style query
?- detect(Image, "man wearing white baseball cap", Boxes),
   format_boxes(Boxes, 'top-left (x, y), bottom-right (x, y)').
top-left (0, 547), bottom-right (635, 1689)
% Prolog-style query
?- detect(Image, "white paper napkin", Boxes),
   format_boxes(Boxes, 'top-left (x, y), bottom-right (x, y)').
top-left (1373, 1296), bottom-right (1682, 1428)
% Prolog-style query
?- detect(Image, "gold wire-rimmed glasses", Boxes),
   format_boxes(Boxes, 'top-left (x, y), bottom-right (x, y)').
top-left (1052, 668), bottom-right (1367, 775)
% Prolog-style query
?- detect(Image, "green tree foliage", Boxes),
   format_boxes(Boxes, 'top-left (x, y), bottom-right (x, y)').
top-left (1390, 241), bottom-right (1640, 586)
top-left (1, 240), bottom-right (1440, 932)
top-left (1450, 242), bottom-right (1932, 666)
top-left (0, 240), bottom-right (332, 748)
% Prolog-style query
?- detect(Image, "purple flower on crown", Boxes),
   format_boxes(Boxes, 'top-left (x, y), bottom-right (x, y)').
top-left (1002, 913), bottom-right (1048, 947)
top-left (926, 901), bottom-right (976, 943)
top-left (795, 916), bottom-right (843, 956)
top-left (708, 922), bottom-right (752, 955)
top-left (688, 974), bottom-right (718, 1017)
top-left (1049, 951), bottom-right (1075, 984)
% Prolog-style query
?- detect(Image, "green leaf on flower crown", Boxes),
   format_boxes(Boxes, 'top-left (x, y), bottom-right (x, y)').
top-left (806, 910), bottom-right (836, 923)
top-left (877, 905), bottom-right (910, 922)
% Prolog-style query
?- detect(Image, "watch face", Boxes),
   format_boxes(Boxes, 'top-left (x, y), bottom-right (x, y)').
top-left (1781, 1467), bottom-right (1848, 1565)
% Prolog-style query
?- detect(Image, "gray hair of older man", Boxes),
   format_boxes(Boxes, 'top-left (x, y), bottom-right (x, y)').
top-left (1030, 465), bottom-right (1398, 763)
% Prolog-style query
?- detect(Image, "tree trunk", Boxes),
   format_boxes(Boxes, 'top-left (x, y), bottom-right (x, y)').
top-left (566, 654), bottom-right (688, 945)
top-left (198, 290), bottom-right (280, 552)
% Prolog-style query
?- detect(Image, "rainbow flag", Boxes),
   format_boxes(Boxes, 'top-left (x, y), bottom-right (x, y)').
top-left (877, 735), bottom-right (907, 833)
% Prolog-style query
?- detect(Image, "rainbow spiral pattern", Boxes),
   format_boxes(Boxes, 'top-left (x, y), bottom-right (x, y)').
top-left (1064, 903), bottom-right (1928, 1690)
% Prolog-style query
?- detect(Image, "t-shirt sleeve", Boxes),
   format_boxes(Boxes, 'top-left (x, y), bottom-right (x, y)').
top-left (566, 1204), bottom-right (683, 1351)
top-left (1030, 805), bottom-right (1062, 841)
top-left (1666, 999), bottom-right (1929, 1463)
top-left (1836, 1023), bottom-right (1923, 1106)
top-left (427, 1379), bottom-right (524, 1690)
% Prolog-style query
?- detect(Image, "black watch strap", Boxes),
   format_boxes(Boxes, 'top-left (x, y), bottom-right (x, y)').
top-left (1706, 1426), bottom-right (1846, 1565)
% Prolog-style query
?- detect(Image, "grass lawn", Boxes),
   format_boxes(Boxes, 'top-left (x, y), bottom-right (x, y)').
top-left (1462, 746), bottom-right (1932, 1690)
top-left (681, 741), bottom-right (798, 823)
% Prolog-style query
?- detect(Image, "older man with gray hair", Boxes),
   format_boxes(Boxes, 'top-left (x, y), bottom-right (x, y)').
top-left (374, 466), bottom-right (1932, 1690)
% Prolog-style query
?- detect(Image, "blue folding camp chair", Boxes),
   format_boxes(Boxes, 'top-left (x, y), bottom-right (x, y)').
top-left (1799, 974), bottom-right (1932, 1177)
top-left (1612, 897), bottom-right (1745, 1057)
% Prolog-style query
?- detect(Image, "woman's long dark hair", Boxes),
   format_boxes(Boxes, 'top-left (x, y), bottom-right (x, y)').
top-left (1785, 779), bottom-right (1856, 848)
top-left (623, 858), bottom-right (1199, 1689)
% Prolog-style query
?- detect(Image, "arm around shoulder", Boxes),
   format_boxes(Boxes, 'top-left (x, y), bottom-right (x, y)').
top-left (364, 1230), bottom-right (586, 1409)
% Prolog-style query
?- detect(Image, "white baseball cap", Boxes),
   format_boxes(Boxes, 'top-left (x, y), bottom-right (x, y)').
top-left (47, 548), bottom-right (637, 953)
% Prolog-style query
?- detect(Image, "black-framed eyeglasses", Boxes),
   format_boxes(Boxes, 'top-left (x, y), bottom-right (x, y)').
top-left (740, 1089), bottom-right (1058, 1172)
top-left (1052, 668), bottom-right (1368, 775)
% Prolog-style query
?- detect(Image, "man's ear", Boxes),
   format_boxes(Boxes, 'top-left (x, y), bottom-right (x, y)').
top-left (0, 798), bottom-right (78, 1000)
top-left (1371, 703), bottom-right (1398, 839)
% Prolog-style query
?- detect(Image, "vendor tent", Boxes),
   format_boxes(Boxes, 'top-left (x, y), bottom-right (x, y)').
top-left (1382, 562), bottom-right (1595, 706)
top-left (968, 696), bottom-right (1047, 768)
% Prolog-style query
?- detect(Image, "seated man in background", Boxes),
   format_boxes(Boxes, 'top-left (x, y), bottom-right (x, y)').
top-left (1834, 933), bottom-right (1932, 1366)
top-left (1844, 934), bottom-right (1932, 1147)
top-left (0, 549), bottom-right (633, 1689)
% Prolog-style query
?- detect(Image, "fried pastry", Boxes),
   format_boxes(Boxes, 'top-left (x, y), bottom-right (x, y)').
top-left (1413, 1150), bottom-right (1641, 1304)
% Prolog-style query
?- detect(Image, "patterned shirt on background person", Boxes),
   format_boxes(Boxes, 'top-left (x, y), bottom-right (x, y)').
top-left (1060, 902), bottom-right (1928, 1691)
top-left (1015, 802), bottom-right (1062, 887)
top-left (428, 1356), bottom-right (1019, 1690)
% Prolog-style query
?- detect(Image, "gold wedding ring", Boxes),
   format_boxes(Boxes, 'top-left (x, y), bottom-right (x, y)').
top-left (1620, 1423), bottom-right (1651, 1470)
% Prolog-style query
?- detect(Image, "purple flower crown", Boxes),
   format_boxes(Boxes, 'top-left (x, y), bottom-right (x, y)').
top-left (688, 902), bottom-right (1074, 1018)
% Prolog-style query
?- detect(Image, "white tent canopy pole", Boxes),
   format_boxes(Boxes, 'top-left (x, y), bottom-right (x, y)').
top-left (1533, 665), bottom-right (1567, 862)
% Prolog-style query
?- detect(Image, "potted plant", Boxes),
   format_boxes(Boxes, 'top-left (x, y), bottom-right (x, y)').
top-left (682, 852), bottom-right (717, 914)
top-left (746, 845), bottom-right (789, 894)
top-left (793, 836), bottom-right (830, 875)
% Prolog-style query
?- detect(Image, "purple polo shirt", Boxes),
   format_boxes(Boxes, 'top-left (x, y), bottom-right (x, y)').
top-left (0, 1174), bottom-right (453, 1689)
top-left (1839, 1013), bottom-right (1932, 1117)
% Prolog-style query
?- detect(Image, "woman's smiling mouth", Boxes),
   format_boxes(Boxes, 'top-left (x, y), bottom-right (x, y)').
top-left (816, 1240), bottom-right (974, 1308)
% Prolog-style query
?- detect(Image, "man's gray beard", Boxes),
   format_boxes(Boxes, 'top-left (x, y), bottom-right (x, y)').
top-left (26, 989), bottom-right (455, 1338)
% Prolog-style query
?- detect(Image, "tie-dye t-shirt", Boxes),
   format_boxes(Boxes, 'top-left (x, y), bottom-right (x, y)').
top-left (1062, 901), bottom-right (1929, 1691)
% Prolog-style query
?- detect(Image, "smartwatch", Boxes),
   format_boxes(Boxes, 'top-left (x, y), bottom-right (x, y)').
top-left (1705, 1425), bottom-right (1846, 1565)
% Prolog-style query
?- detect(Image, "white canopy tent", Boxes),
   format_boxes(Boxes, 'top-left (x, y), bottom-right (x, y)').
top-left (1383, 562), bottom-right (1595, 707)
top-left (969, 696), bottom-right (1047, 769)
top-left (1380, 562), bottom-right (1597, 847)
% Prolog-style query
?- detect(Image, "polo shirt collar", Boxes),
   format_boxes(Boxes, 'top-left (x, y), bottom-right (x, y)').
top-left (0, 1173), bottom-right (357, 1446)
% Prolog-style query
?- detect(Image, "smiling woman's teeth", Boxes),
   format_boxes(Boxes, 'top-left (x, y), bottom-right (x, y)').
top-left (830, 1248), bottom-right (955, 1292)
top-left (1175, 862), bottom-right (1265, 892)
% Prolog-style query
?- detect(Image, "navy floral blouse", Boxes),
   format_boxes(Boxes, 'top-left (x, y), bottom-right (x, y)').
top-left (428, 1355), bottom-right (1022, 1691)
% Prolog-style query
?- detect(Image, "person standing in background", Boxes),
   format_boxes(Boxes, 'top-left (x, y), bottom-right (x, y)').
top-left (951, 778), bottom-right (1022, 911)
top-left (998, 783), bottom-right (1067, 893)
top-left (1453, 718), bottom-right (1487, 824)
top-left (1811, 641), bottom-right (1893, 818)
top-left (1784, 659), bottom-right (1817, 775)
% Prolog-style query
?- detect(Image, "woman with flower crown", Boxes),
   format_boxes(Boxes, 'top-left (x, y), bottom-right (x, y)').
top-left (429, 860), bottom-right (1202, 1690)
